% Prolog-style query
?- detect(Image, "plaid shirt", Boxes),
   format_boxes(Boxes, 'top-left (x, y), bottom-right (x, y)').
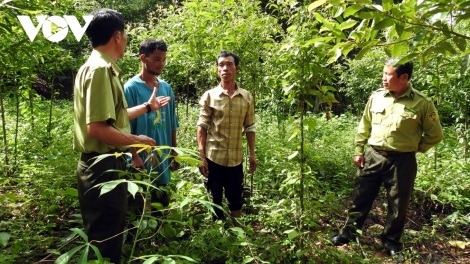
top-left (197, 84), bottom-right (256, 167)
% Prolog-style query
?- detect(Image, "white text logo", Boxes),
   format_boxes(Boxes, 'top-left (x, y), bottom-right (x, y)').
top-left (17, 16), bottom-right (92, 42)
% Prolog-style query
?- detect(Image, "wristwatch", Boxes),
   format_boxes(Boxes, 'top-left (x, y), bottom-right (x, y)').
top-left (143, 102), bottom-right (151, 113)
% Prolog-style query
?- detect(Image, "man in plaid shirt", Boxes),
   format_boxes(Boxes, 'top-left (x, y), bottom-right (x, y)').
top-left (197, 51), bottom-right (257, 226)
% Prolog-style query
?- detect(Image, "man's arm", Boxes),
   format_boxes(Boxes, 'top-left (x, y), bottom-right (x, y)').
top-left (87, 121), bottom-right (155, 146)
top-left (197, 126), bottom-right (209, 177)
top-left (354, 96), bottom-right (374, 168)
top-left (127, 87), bottom-right (171, 120)
top-left (246, 131), bottom-right (257, 173)
top-left (417, 101), bottom-right (443, 153)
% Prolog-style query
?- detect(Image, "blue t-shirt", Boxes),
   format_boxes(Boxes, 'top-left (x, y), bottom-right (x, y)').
top-left (124, 75), bottom-right (179, 185)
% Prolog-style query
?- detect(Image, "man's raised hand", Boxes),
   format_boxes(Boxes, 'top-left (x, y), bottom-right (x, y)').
top-left (148, 87), bottom-right (171, 111)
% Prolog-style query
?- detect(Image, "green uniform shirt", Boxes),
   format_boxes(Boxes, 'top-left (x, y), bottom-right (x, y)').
top-left (354, 84), bottom-right (443, 155)
top-left (73, 50), bottom-right (130, 153)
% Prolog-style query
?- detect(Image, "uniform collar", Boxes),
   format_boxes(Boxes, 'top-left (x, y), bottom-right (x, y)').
top-left (91, 50), bottom-right (123, 79)
top-left (384, 83), bottom-right (414, 99)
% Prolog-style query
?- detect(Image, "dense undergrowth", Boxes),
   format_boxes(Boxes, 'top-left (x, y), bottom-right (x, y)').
top-left (1, 98), bottom-right (469, 263)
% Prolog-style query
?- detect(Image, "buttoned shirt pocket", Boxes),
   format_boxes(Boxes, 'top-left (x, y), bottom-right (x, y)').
top-left (397, 105), bottom-right (418, 131)
top-left (370, 105), bottom-right (385, 125)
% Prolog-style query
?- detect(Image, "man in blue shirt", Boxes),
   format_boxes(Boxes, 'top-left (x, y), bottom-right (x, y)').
top-left (124, 39), bottom-right (179, 216)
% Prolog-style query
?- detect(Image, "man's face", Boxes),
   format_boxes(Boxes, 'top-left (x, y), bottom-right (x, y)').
top-left (143, 49), bottom-right (166, 76)
top-left (117, 31), bottom-right (127, 59)
top-left (217, 56), bottom-right (239, 82)
top-left (382, 65), bottom-right (408, 92)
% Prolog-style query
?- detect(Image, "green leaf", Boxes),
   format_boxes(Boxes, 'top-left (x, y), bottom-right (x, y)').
top-left (355, 46), bottom-right (372, 60)
top-left (99, 182), bottom-right (121, 197)
top-left (355, 12), bottom-right (381, 19)
top-left (64, 188), bottom-right (78, 197)
top-left (143, 257), bottom-right (159, 264)
top-left (340, 19), bottom-right (357, 30)
top-left (284, 229), bottom-right (302, 240)
top-left (163, 258), bottom-right (176, 264)
top-left (0, 232), bottom-right (10, 247)
top-left (148, 219), bottom-right (158, 229)
top-left (47, 249), bottom-right (62, 255)
top-left (303, 118), bottom-right (317, 129)
top-left (453, 36), bottom-right (466, 52)
top-left (395, 23), bottom-right (404, 36)
top-left (127, 182), bottom-right (139, 198)
top-left (344, 5), bottom-right (363, 18)
top-left (391, 42), bottom-right (408, 57)
top-left (288, 130), bottom-right (298, 142)
top-left (70, 228), bottom-right (88, 242)
top-left (77, 246), bottom-right (89, 264)
top-left (303, 37), bottom-right (336, 47)
top-left (396, 53), bottom-right (419, 65)
top-left (167, 255), bottom-right (197, 263)
top-left (151, 202), bottom-right (164, 210)
top-left (242, 257), bottom-right (254, 263)
top-left (460, 54), bottom-right (470, 75)
top-left (373, 18), bottom-right (395, 30)
top-left (4, 192), bottom-right (17, 201)
top-left (54, 245), bottom-right (85, 264)
top-left (296, 249), bottom-right (309, 257)
top-left (180, 197), bottom-right (191, 208)
top-left (89, 244), bottom-right (103, 263)
top-left (308, 0), bottom-right (328, 11)
top-left (0, 23), bottom-right (13, 34)
top-left (229, 227), bottom-right (246, 237)
top-left (382, 0), bottom-right (393, 12)
top-left (288, 151), bottom-right (299, 160)
top-left (333, 6), bottom-right (344, 18)
top-left (438, 41), bottom-right (457, 54)
top-left (160, 224), bottom-right (177, 238)
top-left (177, 156), bottom-right (203, 166)
top-left (232, 241), bottom-right (248, 246)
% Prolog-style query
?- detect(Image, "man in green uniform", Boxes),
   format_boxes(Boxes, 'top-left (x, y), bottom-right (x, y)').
top-left (73, 8), bottom-right (169, 263)
top-left (329, 59), bottom-right (443, 262)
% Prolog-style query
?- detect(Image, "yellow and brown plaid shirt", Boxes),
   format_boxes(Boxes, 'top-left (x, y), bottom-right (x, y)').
top-left (197, 84), bottom-right (256, 167)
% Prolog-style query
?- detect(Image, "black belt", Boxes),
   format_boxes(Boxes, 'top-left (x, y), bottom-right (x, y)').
top-left (372, 147), bottom-right (410, 156)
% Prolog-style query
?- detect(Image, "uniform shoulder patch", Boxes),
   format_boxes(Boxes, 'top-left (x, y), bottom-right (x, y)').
top-left (428, 112), bottom-right (438, 122)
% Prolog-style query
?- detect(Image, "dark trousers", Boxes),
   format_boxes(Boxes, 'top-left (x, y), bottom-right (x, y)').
top-left (77, 153), bottom-right (128, 264)
top-left (339, 147), bottom-right (417, 251)
top-left (205, 159), bottom-right (244, 220)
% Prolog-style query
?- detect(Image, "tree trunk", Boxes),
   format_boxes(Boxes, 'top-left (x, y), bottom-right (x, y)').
top-left (29, 88), bottom-right (34, 131)
top-left (0, 84), bottom-right (9, 176)
top-left (299, 101), bottom-right (305, 212)
top-left (185, 72), bottom-right (190, 118)
top-left (47, 77), bottom-right (54, 138)
top-left (14, 89), bottom-right (19, 167)
top-left (464, 94), bottom-right (468, 162)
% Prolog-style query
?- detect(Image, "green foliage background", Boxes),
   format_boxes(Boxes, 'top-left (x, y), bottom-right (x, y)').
top-left (1, 0), bottom-right (470, 263)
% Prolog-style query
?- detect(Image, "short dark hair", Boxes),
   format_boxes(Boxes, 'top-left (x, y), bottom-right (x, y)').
top-left (85, 8), bottom-right (125, 48)
top-left (385, 57), bottom-right (413, 79)
top-left (217, 51), bottom-right (239, 66)
top-left (139, 39), bottom-right (168, 57)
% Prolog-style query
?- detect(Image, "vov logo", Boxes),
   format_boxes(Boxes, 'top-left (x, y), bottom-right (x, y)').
top-left (17, 16), bottom-right (92, 42)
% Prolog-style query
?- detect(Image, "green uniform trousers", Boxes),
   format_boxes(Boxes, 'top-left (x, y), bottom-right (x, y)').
top-left (77, 153), bottom-right (128, 264)
top-left (339, 146), bottom-right (417, 251)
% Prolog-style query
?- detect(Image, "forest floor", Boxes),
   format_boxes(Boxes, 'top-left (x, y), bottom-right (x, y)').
top-left (2, 187), bottom-right (470, 263)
